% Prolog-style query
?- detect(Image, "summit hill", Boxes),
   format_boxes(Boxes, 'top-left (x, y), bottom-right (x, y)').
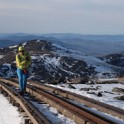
top-left (0, 40), bottom-right (122, 83)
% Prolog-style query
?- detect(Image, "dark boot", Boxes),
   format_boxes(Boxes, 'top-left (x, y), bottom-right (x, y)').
top-left (18, 91), bottom-right (24, 95)
top-left (23, 88), bottom-right (27, 94)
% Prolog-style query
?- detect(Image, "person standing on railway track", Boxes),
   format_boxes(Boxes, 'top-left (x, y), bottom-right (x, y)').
top-left (16, 46), bottom-right (31, 95)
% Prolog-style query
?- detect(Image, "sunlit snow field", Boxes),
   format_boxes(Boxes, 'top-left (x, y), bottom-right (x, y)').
top-left (50, 83), bottom-right (124, 109)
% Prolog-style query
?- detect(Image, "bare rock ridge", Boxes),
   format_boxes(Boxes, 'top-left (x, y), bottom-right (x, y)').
top-left (0, 39), bottom-right (122, 83)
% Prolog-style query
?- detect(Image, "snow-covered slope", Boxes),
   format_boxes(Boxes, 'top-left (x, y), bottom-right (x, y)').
top-left (52, 43), bottom-right (118, 73)
top-left (0, 40), bottom-right (121, 83)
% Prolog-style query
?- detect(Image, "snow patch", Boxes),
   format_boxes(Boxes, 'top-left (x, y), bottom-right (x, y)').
top-left (9, 45), bottom-right (17, 49)
top-left (0, 55), bottom-right (4, 59)
top-left (0, 94), bottom-right (22, 124)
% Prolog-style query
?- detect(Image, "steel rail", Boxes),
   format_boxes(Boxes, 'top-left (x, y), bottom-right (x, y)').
top-left (27, 80), bottom-right (124, 120)
top-left (0, 78), bottom-right (121, 124)
top-left (0, 81), bottom-right (52, 124)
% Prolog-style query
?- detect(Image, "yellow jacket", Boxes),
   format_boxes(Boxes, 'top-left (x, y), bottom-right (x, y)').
top-left (16, 52), bottom-right (31, 70)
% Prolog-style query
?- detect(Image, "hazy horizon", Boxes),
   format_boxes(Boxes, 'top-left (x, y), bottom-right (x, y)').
top-left (1, 32), bottom-right (124, 36)
top-left (0, 0), bottom-right (124, 34)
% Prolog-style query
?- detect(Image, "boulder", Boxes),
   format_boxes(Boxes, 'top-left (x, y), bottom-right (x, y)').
top-left (114, 95), bottom-right (124, 100)
top-left (112, 88), bottom-right (124, 93)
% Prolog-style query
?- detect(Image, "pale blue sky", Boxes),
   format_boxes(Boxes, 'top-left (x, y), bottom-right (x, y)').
top-left (0, 0), bottom-right (124, 34)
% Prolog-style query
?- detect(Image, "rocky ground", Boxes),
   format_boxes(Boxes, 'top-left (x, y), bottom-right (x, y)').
top-left (0, 40), bottom-right (95, 83)
top-left (0, 39), bottom-right (123, 84)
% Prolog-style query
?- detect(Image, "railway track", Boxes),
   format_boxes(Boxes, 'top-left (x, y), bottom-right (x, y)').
top-left (27, 80), bottom-right (124, 120)
top-left (0, 82), bottom-right (52, 124)
top-left (0, 78), bottom-right (124, 124)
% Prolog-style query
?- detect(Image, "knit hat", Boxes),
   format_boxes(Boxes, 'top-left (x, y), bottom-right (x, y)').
top-left (18, 46), bottom-right (25, 52)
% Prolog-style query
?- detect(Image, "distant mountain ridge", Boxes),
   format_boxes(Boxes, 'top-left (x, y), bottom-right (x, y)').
top-left (100, 52), bottom-right (124, 67)
top-left (0, 33), bottom-right (124, 56)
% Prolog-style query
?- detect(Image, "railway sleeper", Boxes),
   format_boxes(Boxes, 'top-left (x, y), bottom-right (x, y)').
top-left (9, 97), bottom-right (20, 107)
top-left (21, 112), bottom-right (31, 124)
top-left (10, 100), bottom-right (17, 106)
top-left (18, 107), bottom-right (25, 113)
top-left (0, 87), bottom-right (4, 94)
top-left (3, 91), bottom-right (8, 97)
top-left (22, 117), bottom-right (31, 124)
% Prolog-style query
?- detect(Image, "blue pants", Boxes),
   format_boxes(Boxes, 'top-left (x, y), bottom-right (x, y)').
top-left (17, 68), bottom-right (28, 92)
